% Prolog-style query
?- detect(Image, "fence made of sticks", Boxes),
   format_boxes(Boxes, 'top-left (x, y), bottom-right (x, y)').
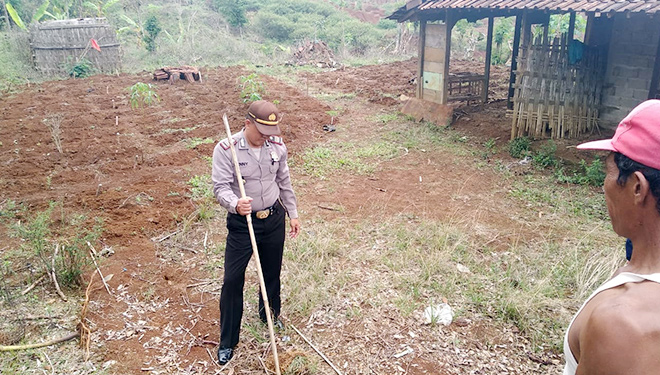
top-left (510, 36), bottom-right (604, 140)
top-left (30, 18), bottom-right (121, 75)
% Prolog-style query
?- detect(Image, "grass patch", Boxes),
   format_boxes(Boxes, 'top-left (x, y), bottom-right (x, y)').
top-left (299, 140), bottom-right (400, 178)
top-left (508, 175), bottom-right (609, 221)
top-left (185, 137), bottom-right (215, 149)
top-left (187, 174), bottom-right (214, 201)
top-left (284, 211), bottom-right (620, 352)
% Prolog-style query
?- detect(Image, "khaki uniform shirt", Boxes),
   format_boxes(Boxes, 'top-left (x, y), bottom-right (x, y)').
top-left (212, 129), bottom-right (298, 219)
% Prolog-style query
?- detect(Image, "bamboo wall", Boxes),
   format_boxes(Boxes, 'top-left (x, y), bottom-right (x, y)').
top-left (30, 18), bottom-right (121, 75)
top-left (510, 36), bottom-right (604, 139)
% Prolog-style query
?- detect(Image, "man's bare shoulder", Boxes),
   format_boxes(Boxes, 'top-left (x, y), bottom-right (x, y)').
top-left (577, 282), bottom-right (660, 374)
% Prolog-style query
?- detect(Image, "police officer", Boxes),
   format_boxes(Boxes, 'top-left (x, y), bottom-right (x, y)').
top-left (212, 100), bottom-right (300, 365)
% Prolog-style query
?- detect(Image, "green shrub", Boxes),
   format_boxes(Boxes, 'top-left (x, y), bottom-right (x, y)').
top-left (129, 82), bottom-right (160, 109)
top-left (508, 137), bottom-right (531, 159)
top-left (143, 15), bottom-right (162, 52)
top-left (253, 11), bottom-right (295, 42)
top-left (377, 19), bottom-right (397, 30)
top-left (532, 140), bottom-right (558, 169)
top-left (10, 202), bottom-right (104, 289)
top-left (57, 215), bottom-right (104, 287)
top-left (212, 0), bottom-right (249, 28)
top-left (68, 58), bottom-right (94, 78)
top-left (238, 73), bottom-right (265, 103)
top-left (555, 158), bottom-right (606, 186)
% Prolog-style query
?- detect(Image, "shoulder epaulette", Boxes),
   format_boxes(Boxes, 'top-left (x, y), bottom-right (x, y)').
top-left (269, 136), bottom-right (283, 145)
top-left (220, 138), bottom-right (237, 150)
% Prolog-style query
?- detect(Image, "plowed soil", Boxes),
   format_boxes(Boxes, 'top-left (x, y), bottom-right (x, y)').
top-left (0, 59), bottom-right (572, 374)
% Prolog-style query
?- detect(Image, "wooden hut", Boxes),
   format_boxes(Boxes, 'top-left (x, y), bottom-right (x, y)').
top-left (388, 0), bottom-right (660, 139)
top-left (30, 18), bottom-right (121, 76)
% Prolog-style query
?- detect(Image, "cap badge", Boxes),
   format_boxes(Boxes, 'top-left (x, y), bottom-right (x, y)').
top-left (268, 113), bottom-right (277, 121)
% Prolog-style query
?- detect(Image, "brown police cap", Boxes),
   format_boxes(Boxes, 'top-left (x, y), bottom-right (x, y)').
top-left (247, 100), bottom-right (281, 136)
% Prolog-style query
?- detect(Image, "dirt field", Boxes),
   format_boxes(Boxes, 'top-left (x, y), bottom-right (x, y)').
top-left (0, 58), bottom-right (589, 374)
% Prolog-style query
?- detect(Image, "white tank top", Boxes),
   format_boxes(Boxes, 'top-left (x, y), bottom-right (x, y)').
top-left (563, 272), bottom-right (660, 374)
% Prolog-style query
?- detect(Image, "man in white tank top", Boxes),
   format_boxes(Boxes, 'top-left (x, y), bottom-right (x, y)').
top-left (564, 99), bottom-right (660, 374)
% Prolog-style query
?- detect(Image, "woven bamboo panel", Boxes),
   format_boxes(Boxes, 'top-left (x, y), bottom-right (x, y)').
top-left (30, 18), bottom-right (121, 75)
top-left (448, 73), bottom-right (485, 101)
top-left (510, 35), bottom-right (604, 140)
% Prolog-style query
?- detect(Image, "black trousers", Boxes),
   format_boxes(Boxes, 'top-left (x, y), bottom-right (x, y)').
top-left (219, 201), bottom-right (285, 349)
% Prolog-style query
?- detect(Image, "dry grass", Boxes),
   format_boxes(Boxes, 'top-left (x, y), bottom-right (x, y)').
top-left (42, 114), bottom-right (64, 154)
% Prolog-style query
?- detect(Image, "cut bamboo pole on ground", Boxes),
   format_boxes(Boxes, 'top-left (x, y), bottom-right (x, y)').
top-left (291, 324), bottom-right (343, 375)
top-left (0, 332), bottom-right (79, 351)
top-left (222, 113), bottom-right (281, 375)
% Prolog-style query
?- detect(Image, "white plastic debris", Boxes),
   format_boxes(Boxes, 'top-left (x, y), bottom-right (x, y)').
top-left (393, 346), bottom-right (414, 358)
top-left (423, 303), bottom-right (453, 326)
top-left (456, 263), bottom-right (470, 274)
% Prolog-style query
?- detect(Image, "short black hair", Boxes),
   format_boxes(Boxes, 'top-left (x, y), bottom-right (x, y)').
top-left (614, 152), bottom-right (660, 215)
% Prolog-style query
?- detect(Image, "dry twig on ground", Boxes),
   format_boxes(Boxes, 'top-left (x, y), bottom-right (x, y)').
top-left (87, 242), bottom-right (112, 295)
top-left (79, 271), bottom-right (95, 360)
top-left (50, 244), bottom-right (67, 301)
top-left (21, 274), bottom-right (46, 295)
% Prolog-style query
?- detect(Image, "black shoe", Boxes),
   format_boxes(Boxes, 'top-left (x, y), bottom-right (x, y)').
top-left (261, 317), bottom-right (285, 331)
top-left (217, 347), bottom-right (233, 365)
top-left (274, 318), bottom-right (285, 331)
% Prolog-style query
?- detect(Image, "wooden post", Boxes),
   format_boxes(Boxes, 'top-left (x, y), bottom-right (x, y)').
top-left (442, 9), bottom-right (453, 104)
top-left (521, 12), bottom-right (532, 47)
top-left (648, 22), bottom-right (660, 99)
top-left (483, 16), bottom-right (494, 103)
top-left (418, 19), bottom-right (427, 99)
top-left (508, 14), bottom-right (523, 110)
top-left (568, 11), bottom-right (576, 42)
top-left (542, 14), bottom-right (550, 46)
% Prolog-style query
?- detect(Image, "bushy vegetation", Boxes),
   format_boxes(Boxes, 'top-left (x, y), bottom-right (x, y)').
top-left (0, 0), bottom-right (411, 83)
top-left (556, 158), bottom-right (606, 186)
top-left (508, 136), bottom-right (531, 159)
top-left (8, 202), bottom-right (104, 289)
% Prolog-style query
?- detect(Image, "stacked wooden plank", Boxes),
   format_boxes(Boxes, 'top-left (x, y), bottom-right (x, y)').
top-left (153, 66), bottom-right (202, 84)
top-left (510, 36), bottom-right (604, 140)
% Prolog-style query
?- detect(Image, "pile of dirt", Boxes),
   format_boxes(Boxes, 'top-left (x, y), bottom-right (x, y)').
top-left (288, 40), bottom-right (340, 68)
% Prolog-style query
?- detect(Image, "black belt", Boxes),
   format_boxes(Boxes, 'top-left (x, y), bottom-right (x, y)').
top-left (253, 204), bottom-right (276, 219)
top-left (232, 202), bottom-right (279, 220)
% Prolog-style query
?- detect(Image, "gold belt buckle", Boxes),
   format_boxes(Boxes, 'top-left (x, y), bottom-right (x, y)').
top-left (255, 209), bottom-right (269, 219)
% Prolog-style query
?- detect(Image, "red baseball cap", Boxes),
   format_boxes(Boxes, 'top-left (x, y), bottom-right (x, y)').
top-left (577, 99), bottom-right (660, 170)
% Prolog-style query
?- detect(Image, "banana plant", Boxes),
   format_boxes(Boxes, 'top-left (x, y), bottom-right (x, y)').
top-left (118, 14), bottom-right (143, 46)
top-left (5, 0), bottom-right (52, 31)
top-left (44, 0), bottom-right (73, 20)
top-left (82, 0), bottom-right (119, 18)
top-left (5, 3), bottom-right (27, 30)
top-left (32, 0), bottom-right (51, 22)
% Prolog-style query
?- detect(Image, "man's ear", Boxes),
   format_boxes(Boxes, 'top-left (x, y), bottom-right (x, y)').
top-left (632, 171), bottom-right (650, 206)
top-left (244, 118), bottom-right (251, 128)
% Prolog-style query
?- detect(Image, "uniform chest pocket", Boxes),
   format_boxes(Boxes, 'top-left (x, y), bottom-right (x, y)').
top-left (268, 160), bottom-right (279, 175)
top-left (268, 150), bottom-right (280, 174)
top-left (239, 162), bottom-right (258, 178)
